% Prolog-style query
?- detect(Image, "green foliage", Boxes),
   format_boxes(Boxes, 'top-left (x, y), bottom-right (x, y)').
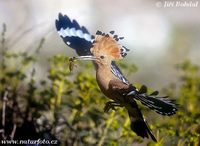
top-left (0, 24), bottom-right (199, 146)
top-left (173, 60), bottom-right (200, 146)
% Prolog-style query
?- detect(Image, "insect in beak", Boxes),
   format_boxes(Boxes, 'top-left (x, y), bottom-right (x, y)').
top-left (69, 57), bottom-right (77, 72)
top-left (69, 56), bottom-right (98, 72)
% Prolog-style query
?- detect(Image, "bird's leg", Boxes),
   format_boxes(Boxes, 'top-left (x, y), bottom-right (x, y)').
top-left (104, 101), bottom-right (122, 113)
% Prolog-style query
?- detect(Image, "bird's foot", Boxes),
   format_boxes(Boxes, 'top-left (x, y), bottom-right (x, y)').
top-left (104, 101), bottom-right (122, 113)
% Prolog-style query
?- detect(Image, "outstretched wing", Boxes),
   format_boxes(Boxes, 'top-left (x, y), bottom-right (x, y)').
top-left (55, 13), bottom-right (93, 56)
top-left (55, 13), bottom-right (129, 84)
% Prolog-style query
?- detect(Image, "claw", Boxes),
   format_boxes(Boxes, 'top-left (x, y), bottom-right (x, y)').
top-left (104, 101), bottom-right (122, 113)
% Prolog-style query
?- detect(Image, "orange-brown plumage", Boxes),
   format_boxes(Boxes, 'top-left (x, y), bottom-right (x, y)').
top-left (57, 14), bottom-right (178, 142)
top-left (91, 35), bottom-right (122, 60)
top-left (71, 30), bottom-right (177, 142)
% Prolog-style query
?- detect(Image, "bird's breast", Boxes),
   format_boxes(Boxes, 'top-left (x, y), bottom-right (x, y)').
top-left (96, 70), bottom-right (110, 92)
top-left (96, 67), bottom-right (116, 100)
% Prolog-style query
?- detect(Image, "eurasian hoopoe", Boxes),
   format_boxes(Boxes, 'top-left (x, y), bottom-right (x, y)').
top-left (55, 13), bottom-right (178, 142)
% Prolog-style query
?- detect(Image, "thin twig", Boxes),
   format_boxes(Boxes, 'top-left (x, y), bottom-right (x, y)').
top-left (10, 124), bottom-right (17, 140)
top-left (97, 112), bottom-right (115, 146)
top-left (2, 91), bottom-right (8, 139)
top-left (0, 129), bottom-right (4, 133)
top-left (2, 91), bottom-right (8, 126)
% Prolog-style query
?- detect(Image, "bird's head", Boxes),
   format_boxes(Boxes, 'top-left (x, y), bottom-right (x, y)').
top-left (72, 30), bottom-right (129, 66)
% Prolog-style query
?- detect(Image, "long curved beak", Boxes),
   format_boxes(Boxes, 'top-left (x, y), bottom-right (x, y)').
top-left (71, 55), bottom-right (98, 61)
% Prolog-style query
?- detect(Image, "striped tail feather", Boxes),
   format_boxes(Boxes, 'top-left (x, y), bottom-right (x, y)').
top-left (128, 100), bottom-right (157, 142)
top-left (127, 85), bottom-right (178, 116)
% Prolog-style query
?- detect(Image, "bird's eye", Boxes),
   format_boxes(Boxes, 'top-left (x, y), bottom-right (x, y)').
top-left (100, 56), bottom-right (105, 59)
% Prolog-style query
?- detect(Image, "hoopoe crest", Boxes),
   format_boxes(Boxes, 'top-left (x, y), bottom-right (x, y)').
top-left (91, 31), bottom-right (130, 62)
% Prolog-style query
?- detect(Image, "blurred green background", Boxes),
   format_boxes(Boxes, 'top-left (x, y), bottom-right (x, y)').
top-left (0, 0), bottom-right (200, 145)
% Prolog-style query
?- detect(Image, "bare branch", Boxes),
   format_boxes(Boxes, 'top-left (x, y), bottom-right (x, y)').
top-left (10, 124), bottom-right (17, 140)
top-left (1, 90), bottom-right (8, 139)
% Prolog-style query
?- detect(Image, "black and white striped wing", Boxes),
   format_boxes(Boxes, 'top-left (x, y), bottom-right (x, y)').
top-left (55, 13), bottom-right (129, 84)
top-left (55, 13), bottom-right (93, 56)
top-left (111, 62), bottom-right (129, 84)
